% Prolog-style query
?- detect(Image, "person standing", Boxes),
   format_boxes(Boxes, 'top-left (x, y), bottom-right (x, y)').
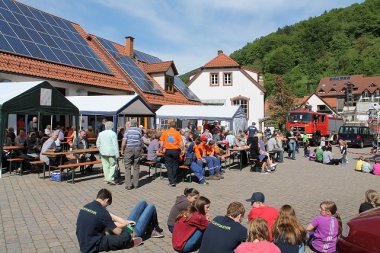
top-left (198, 202), bottom-right (247, 253)
top-left (28, 116), bottom-right (38, 133)
top-left (96, 121), bottom-right (119, 185)
top-left (160, 121), bottom-right (183, 187)
top-left (246, 122), bottom-right (258, 145)
top-left (121, 120), bottom-right (143, 190)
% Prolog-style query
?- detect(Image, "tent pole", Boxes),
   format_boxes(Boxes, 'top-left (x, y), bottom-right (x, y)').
top-left (80, 114), bottom-right (83, 130)
top-left (113, 115), bottom-right (117, 132)
top-left (50, 115), bottom-right (53, 132)
top-left (38, 112), bottom-right (40, 132)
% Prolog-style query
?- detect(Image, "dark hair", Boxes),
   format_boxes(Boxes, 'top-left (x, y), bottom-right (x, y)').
top-left (195, 137), bottom-right (201, 145)
top-left (97, 189), bottom-right (112, 205)
top-left (178, 196), bottom-right (210, 221)
top-left (184, 188), bottom-right (199, 197)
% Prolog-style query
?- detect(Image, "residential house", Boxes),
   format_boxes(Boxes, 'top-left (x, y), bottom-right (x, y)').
top-left (188, 50), bottom-right (265, 127)
top-left (0, 0), bottom-right (199, 129)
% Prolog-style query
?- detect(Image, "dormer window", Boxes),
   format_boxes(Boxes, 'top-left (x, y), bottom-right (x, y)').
top-left (362, 90), bottom-right (370, 100)
top-left (165, 75), bottom-right (174, 93)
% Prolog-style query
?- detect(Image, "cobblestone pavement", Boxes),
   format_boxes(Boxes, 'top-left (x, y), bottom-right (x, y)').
top-left (0, 146), bottom-right (379, 252)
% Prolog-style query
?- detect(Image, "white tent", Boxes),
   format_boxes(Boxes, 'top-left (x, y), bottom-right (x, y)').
top-left (66, 95), bottom-right (155, 130)
top-left (156, 105), bottom-right (247, 133)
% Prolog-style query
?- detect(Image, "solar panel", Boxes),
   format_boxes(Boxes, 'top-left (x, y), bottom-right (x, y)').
top-left (96, 36), bottom-right (163, 95)
top-left (0, 0), bottom-right (111, 74)
top-left (174, 76), bottom-right (200, 102)
top-left (134, 50), bottom-right (162, 63)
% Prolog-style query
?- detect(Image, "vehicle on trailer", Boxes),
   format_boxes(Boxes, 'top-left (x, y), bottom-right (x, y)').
top-left (337, 125), bottom-right (373, 148)
top-left (286, 110), bottom-right (343, 145)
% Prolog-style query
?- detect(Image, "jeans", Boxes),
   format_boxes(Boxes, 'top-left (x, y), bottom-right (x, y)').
top-left (127, 200), bottom-right (159, 238)
top-left (97, 231), bottom-right (132, 252)
top-left (272, 148), bottom-right (284, 162)
top-left (181, 230), bottom-right (203, 253)
top-left (190, 160), bottom-right (205, 183)
top-left (165, 149), bottom-right (180, 185)
top-left (204, 156), bottom-right (221, 175)
top-left (288, 140), bottom-right (296, 159)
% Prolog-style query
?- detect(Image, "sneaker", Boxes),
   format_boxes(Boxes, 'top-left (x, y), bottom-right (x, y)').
top-left (133, 237), bottom-right (143, 247)
top-left (199, 181), bottom-right (209, 185)
top-left (261, 171), bottom-right (268, 174)
top-left (270, 163), bottom-right (278, 168)
top-left (107, 180), bottom-right (116, 185)
top-left (151, 229), bottom-right (164, 238)
top-left (208, 175), bottom-right (220, 180)
top-left (216, 173), bottom-right (224, 179)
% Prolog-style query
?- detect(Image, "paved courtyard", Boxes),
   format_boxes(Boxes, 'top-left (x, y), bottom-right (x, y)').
top-left (0, 146), bottom-right (379, 252)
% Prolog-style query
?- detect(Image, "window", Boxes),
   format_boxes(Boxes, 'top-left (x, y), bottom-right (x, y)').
top-left (362, 90), bottom-right (370, 100)
top-left (223, 72), bottom-right (232, 86)
top-left (165, 75), bottom-right (174, 93)
top-left (231, 96), bottom-right (249, 116)
top-left (210, 73), bottom-right (219, 86)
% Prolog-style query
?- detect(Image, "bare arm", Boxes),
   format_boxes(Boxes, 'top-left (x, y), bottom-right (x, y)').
top-left (110, 213), bottom-right (135, 228)
top-left (120, 139), bottom-right (126, 155)
top-left (306, 224), bottom-right (315, 231)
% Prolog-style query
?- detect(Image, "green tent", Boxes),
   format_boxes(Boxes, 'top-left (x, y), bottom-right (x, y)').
top-left (0, 81), bottom-right (79, 173)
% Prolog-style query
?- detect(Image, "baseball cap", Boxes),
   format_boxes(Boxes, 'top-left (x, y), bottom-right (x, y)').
top-left (201, 135), bottom-right (208, 141)
top-left (246, 192), bottom-right (265, 203)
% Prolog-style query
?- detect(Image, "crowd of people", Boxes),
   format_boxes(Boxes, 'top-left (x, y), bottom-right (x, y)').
top-left (76, 188), bottom-right (380, 253)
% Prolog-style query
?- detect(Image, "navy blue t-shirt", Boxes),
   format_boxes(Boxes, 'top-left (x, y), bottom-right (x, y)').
top-left (247, 125), bottom-right (258, 138)
top-left (198, 215), bottom-right (247, 253)
top-left (76, 201), bottom-right (118, 253)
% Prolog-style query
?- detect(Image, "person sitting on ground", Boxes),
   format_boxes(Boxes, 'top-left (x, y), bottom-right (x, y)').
top-left (246, 192), bottom-right (278, 240)
top-left (309, 148), bottom-right (316, 161)
top-left (272, 205), bottom-right (306, 253)
top-left (339, 139), bottom-right (348, 165)
top-left (205, 139), bottom-right (224, 180)
top-left (199, 202), bottom-right (247, 253)
top-left (373, 159), bottom-right (380, 176)
top-left (73, 130), bottom-right (97, 174)
top-left (76, 189), bottom-right (163, 253)
top-left (306, 201), bottom-right (342, 253)
top-left (322, 146), bottom-right (341, 165)
top-left (147, 132), bottom-right (164, 163)
top-left (234, 217), bottom-right (280, 253)
top-left (249, 136), bottom-right (268, 173)
top-left (172, 196), bottom-right (211, 253)
top-left (315, 146), bottom-right (323, 163)
top-left (167, 188), bottom-right (200, 233)
top-left (361, 158), bottom-right (372, 173)
top-left (359, 189), bottom-right (380, 213)
top-left (304, 140), bottom-right (311, 157)
top-left (191, 138), bottom-right (207, 184)
top-left (355, 156), bottom-right (364, 171)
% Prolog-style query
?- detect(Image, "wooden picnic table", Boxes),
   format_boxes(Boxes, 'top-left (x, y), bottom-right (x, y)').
top-left (230, 145), bottom-right (250, 171)
top-left (3, 146), bottom-right (25, 174)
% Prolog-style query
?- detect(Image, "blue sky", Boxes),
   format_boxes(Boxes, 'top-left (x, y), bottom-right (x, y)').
top-left (21, 0), bottom-right (365, 74)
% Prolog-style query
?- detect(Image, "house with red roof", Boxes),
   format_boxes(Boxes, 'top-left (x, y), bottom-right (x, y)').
top-left (316, 75), bottom-right (380, 122)
top-left (0, 0), bottom-right (200, 128)
top-left (188, 50), bottom-right (265, 126)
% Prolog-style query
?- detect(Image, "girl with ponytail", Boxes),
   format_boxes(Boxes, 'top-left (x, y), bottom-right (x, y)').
top-left (359, 189), bottom-right (380, 213)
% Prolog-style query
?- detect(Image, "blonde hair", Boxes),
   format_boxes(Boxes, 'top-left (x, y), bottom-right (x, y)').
top-left (247, 218), bottom-right (270, 242)
top-left (272, 205), bottom-right (306, 245)
top-left (365, 189), bottom-right (379, 208)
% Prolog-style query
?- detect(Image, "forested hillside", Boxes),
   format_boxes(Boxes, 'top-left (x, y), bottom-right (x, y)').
top-left (230, 0), bottom-right (380, 97)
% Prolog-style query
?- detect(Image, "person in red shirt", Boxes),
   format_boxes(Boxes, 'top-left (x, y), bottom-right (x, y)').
top-left (172, 196), bottom-right (210, 253)
top-left (160, 122), bottom-right (184, 187)
top-left (246, 192), bottom-right (278, 240)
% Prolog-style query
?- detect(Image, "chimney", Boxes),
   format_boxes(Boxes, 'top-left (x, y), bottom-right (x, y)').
top-left (217, 50), bottom-right (223, 55)
top-left (125, 36), bottom-right (134, 58)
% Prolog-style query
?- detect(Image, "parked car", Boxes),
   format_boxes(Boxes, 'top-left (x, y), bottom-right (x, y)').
top-left (337, 207), bottom-right (380, 253)
top-left (337, 126), bottom-right (373, 148)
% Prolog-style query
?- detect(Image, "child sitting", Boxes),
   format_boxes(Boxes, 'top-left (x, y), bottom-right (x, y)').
top-left (355, 156), bottom-right (364, 171)
top-left (304, 140), bottom-right (310, 157)
top-left (373, 160), bottom-right (380, 176)
top-left (361, 158), bottom-right (372, 173)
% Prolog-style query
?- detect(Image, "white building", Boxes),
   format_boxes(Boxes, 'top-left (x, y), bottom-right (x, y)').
top-left (188, 50), bottom-right (265, 126)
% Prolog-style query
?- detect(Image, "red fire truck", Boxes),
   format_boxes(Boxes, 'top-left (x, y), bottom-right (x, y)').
top-left (286, 110), bottom-right (344, 143)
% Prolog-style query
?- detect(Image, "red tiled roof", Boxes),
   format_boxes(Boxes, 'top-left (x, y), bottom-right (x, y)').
top-left (203, 53), bottom-right (240, 68)
top-left (140, 61), bottom-right (178, 75)
top-left (294, 96), bottom-right (309, 106)
top-left (96, 39), bottom-right (201, 106)
top-left (322, 97), bottom-right (337, 108)
top-left (0, 23), bottom-right (132, 92)
top-left (317, 75), bottom-right (380, 97)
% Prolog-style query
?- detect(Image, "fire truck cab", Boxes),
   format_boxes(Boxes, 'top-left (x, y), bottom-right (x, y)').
top-left (286, 110), bottom-right (343, 144)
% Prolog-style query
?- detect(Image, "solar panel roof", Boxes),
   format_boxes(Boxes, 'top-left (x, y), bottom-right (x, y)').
top-left (134, 50), bottom-right (162, 64)
top-left (0, 0), bottom-right (111, 74)
top-left (96, 36), bottom-right (163, 95)
top-left (174, 76), bottom-right (200, 102)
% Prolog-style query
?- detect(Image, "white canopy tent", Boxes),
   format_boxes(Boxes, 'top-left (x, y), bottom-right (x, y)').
top-left (156, 105), bottom-right (247, 134)
top-left (66, 95), bottom-right (155, 131)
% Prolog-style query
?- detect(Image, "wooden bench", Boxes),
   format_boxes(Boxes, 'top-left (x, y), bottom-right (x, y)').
top-left (220, 154), bottom-right (231, 170)
top-left (7, 158), bottom-right (24, 175)
top-left (29, 160), bottom-right (45, 178)
top-left (179, 164), bottom-right (193, 183)
top-left (48, 160), bottom-right (102, 183)
top-left (143, 161), bottom-right (158, 178)
top-left (249, 158), bottom-right (262, 172)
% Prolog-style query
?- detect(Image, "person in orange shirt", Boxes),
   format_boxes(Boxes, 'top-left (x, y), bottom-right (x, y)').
top-left (160, 122), bottom-right (183, 187)
top-left (191, 138), bottom-right (207, 184)
top-left (204, 139), bottom-right (223, 180)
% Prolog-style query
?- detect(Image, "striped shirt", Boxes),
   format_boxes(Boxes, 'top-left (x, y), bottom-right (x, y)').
top-left (123, 127), bottom-right (142, 148)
